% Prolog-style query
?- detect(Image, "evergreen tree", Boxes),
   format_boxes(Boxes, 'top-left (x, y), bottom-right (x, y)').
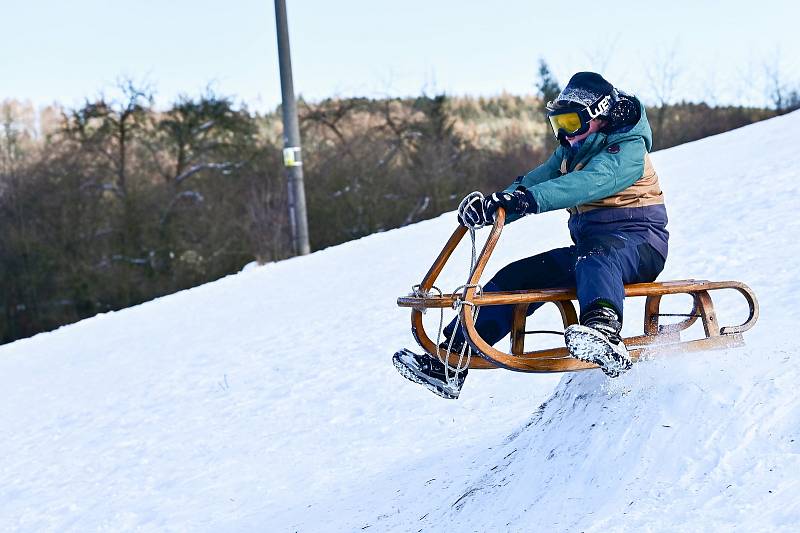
top-left (535, 59), bottom-right (561, 151)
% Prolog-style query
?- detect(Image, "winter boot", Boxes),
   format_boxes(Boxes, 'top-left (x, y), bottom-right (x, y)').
top-left (564, 306), bottom-right (632, 377)
top-left (392, 349), bottom-right (468, 399)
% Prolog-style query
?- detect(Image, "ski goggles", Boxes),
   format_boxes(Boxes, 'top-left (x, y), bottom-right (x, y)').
top-left (547, 110), bottom-right (589, 138)
top-left (546, 93), bottom-right (614, 139)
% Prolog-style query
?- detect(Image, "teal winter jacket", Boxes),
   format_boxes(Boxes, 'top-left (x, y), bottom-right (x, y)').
top-left (504, 99), bottom-right (655, 219)
top-left (502, 98), bottom-right (669, 259)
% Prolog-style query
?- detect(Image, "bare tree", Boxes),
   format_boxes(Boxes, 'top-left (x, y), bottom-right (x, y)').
top-left (535, 59), bottom-right (561, 152)
top-left (645, 45), bottom-right (683, 141)
top-left (68, 81), bottom-right (153, 197)
top-left (701, 62), bottom-right (720, 107)
top-left (583, 34), bottom-right (621, 74)
top-left (763, 49), bottom-right (789, 113)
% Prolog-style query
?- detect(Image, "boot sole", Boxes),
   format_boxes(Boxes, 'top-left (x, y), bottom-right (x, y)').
top-left (392, 349), bottom-right (460, 399)
top-left (564, 326), bottom-right (632, 378)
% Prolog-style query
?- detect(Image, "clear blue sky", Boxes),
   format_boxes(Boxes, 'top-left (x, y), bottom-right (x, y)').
top-left (2, 0), bottom-right (798, 112)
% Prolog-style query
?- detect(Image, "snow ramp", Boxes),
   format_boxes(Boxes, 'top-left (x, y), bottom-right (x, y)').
top-left (1, 111), bottom-right (799, 532)
top-left (372, 347), bottom-right (800, 532)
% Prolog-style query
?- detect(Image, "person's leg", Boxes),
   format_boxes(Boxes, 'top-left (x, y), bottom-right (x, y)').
top-left (566, 233), bottom-right (665, 376)
top-left (396, 246), bottom-right (577, 399)
top-left (442, 246), bottom-right (577, 349)
top-left (574, 234), bottom-right (665, 319)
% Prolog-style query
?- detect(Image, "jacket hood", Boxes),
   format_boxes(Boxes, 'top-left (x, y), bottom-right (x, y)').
top-left (606, 97), bottom-right (652, 152)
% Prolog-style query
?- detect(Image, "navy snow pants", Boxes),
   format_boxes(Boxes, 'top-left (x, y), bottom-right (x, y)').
top-left (443, 232), bottom-right (665, 348)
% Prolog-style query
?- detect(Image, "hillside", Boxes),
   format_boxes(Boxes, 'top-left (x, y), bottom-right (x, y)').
top-left (1, 111), bottom-right (798, 531)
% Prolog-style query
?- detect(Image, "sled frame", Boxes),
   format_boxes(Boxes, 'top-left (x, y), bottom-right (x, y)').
top-left (397, 209), bottom-right (759, 373)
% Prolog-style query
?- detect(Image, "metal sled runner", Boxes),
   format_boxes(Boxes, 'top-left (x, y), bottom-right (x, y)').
top-left (397, 209), bottom-right (759, 373)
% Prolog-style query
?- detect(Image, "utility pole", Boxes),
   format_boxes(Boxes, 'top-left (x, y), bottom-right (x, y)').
top-left (274, 0), bottom-right (310, 255)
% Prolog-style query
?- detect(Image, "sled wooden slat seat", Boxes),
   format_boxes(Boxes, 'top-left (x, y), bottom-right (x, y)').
top-left (397, 208), bottom-right (759, 373)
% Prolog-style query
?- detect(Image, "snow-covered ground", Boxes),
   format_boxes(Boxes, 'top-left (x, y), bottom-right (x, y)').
top-left (1, 111), bottom-right (799, 532)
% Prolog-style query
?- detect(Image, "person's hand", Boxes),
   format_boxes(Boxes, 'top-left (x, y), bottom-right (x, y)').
top-left (457, 192), bottom-right (489, 228)
top-left (484, 188), bottom-right (537, 220)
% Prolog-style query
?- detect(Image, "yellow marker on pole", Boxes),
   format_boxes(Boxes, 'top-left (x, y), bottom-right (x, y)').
top-left (283, 147), bottom-right (302, 167)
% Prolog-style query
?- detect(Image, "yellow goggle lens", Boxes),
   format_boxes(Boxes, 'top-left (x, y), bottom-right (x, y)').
top-left (548, 112), bottom-right (582, 135)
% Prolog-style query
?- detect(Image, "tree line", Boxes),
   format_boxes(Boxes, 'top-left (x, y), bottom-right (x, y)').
top-left (0, 76), bottom-right (792, 344)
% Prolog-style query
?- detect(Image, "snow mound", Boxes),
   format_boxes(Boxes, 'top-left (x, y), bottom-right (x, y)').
top-left (1, 111), bottom-right (799, 531)
top-left (396, 345), bottom-right (800, 532)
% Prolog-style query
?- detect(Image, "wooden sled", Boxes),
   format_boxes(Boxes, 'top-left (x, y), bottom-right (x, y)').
top-left (397, 208), bottom-right (759, 373)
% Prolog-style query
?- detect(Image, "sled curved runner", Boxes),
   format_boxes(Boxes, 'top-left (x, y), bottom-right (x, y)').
top-left (397, 209), bottom-right (759, 373)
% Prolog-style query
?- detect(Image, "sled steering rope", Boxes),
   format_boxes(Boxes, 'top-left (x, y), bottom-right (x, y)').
top-left (396, 208), bottom-right (760, 373)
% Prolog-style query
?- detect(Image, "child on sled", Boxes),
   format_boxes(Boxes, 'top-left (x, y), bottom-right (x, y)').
top-left (394, 72), bottom-right (668, 399)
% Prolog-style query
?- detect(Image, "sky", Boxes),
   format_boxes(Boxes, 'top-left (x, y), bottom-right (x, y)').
top-left (2, 0), bottom-right (798, 113)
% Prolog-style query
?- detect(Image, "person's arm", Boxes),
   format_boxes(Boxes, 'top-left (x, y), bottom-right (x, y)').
top-left (496, 149), bottom-right (562, 223)
top-left (526, 138), bottom-right (646, 213)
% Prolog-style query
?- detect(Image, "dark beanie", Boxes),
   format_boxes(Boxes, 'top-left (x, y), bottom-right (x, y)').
top-left (554, 72), bottom-right (615, 108)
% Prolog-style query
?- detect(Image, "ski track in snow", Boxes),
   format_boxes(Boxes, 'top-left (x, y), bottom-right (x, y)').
top-left (1, 111), bottom-right (799, 532)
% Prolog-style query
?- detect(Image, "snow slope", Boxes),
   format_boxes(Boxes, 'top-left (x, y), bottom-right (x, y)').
top-left (1, 111), bottom-right (799, 532)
